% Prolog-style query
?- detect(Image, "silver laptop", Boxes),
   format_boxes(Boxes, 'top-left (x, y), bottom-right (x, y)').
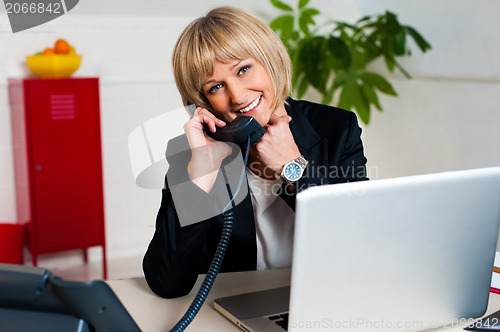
top-left (214, 167), bottom-right (500, 331)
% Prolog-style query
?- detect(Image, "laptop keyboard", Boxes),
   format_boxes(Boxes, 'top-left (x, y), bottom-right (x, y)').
top-left (268, 313), bottom-right (289, 331)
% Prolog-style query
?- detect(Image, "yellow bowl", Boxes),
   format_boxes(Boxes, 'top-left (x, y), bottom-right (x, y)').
top-left (26, 54), bottom-right (82, 78)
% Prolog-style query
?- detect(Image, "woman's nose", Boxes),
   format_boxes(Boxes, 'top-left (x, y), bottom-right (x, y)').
top-left (226, 82), bottom-right (246, 106)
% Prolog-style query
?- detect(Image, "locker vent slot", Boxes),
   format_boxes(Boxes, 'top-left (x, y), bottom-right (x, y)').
top-left (50, 94), bottom-right (76, 120)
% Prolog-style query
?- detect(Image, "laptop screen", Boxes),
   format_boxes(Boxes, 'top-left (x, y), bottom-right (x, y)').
top-left (289, 167), bottom-right (500, 331)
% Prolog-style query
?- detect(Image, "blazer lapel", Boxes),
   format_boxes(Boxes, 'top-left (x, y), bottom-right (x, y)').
top-left (286, 99), bottom-right (323, 164)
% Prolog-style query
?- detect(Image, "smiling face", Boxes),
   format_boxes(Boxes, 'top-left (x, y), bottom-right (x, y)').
top-left (202, 58), bottom-right (286, 126)
top-left (172, 7), bottom-right (292, 120)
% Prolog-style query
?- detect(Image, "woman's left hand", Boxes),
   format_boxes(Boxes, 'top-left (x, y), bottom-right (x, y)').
top-left (254, 114), bottom-right (301, 173)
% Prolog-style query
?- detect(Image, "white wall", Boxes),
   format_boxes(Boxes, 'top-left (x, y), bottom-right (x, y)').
top-left (0, 0), bottom-right (499, 269)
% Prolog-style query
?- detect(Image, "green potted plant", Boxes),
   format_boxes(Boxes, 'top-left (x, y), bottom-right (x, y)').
top-left (269, 0), bottom-right (432, 124)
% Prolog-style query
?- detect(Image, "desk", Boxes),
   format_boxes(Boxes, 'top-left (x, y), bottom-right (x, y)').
top-left (107, 269), bottom-right (291, 331)
top-left (107, 269), bottom-right (500, 332)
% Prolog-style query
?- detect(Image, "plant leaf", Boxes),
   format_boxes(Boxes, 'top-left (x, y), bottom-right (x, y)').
top-left (291, 49), bottom-right (302, 88)
top-left (405, 26), bottom-right (432, 52)
top-left (298, 0), bottom-right (309, 9)
top-left (333, 21), bottom-right (358, 31)
top-left (298, 8), bottom-right (319, 36)
top-left (384, 56), bottom-right (395, 72)
top-left (393, 30), bottom-right (406, 56)
top-left (321, 85), bottom-right (335, 105)
top-left (360, 72), bottom-right (397, 96)
top-left (270, 0), bottom-right (294, 11)
top-left (384, 11), bottom-right (400, 32)
top-left (328, 35), bottom-right (351, 69)
top-left (301, 7), bottom-right (320, 17)
top-left (361, 83), bottom-right (382, 111)
top-left (291, 39), bottom-right (304, 86)
top-left (321, 69), bottom-right (346, 104)
top-left (298, 15), bottom-right (311, 36)
top-left (338, 75), bottom-right (355, 111)
top-left (332, 70), bottom-right (347, 89)
top-left (356, 15), bottom-right (372, 24)
top-left (270, 15), bottom-right (295, 42)
top-left (300, 39), bottom-right (321, 90)
top-left (296, 74), bottom-right (310, 99)
top-left (352, 81), bottom-right (371, 124)
top-left (380, 35), bottom-right (395, 72)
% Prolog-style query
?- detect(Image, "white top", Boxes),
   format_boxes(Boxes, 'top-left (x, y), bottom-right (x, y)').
top-left (246, 168), bottom-right (295, 270)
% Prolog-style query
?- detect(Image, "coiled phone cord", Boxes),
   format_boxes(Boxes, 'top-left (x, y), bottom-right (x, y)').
top-left (170, 137), bottom-right (251, 332)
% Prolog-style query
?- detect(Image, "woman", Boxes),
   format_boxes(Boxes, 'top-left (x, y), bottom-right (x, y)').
top-left (143, 6), bottom-right (368, 299)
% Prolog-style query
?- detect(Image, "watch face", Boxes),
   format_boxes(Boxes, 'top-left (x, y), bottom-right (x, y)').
top-left (284, 162), bottom-right (302, 182)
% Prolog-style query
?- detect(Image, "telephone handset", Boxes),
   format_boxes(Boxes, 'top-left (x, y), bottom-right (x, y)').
top-left (204, 116), bottom-right (265, 146)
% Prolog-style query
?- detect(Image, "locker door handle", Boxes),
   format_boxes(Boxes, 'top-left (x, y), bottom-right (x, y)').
top-left (35, 165), bottom-right (42, 171)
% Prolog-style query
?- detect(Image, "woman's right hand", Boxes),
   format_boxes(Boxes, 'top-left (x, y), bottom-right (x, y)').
top-left (184, 107), bottom-right (232, 193)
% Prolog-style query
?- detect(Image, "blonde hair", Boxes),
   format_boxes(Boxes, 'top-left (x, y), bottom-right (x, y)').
top-left (172, 6), bottom-right (292, 114)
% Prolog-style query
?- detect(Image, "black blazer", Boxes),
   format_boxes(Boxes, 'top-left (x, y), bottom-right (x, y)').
top-left (143, 98), bottom-right (368, 298)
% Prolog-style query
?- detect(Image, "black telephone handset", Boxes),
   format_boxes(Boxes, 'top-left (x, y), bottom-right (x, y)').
top-left (205, 116), bottom-right (265, 146)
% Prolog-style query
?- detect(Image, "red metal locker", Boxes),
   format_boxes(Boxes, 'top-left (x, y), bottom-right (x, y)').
top-left (9, 78), bottom-right (107, 279)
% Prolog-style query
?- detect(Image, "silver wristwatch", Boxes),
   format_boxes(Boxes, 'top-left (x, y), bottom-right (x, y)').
top-left (281, 155), bottom-right (308, 184)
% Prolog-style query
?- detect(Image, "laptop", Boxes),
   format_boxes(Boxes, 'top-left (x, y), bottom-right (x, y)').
top-left (214, 167), bottom-right (500, 331)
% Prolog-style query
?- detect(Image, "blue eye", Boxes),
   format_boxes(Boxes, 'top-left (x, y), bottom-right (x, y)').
top-left (238, 65), bottom-right (251, 76)
top-left (208, 84), bottom-right (223, 94)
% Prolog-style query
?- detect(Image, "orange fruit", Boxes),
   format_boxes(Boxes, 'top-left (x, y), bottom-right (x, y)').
top-left (42, 48), bottom-right (56, 55)
top-left (54, 39), bottom-right (70, 54)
